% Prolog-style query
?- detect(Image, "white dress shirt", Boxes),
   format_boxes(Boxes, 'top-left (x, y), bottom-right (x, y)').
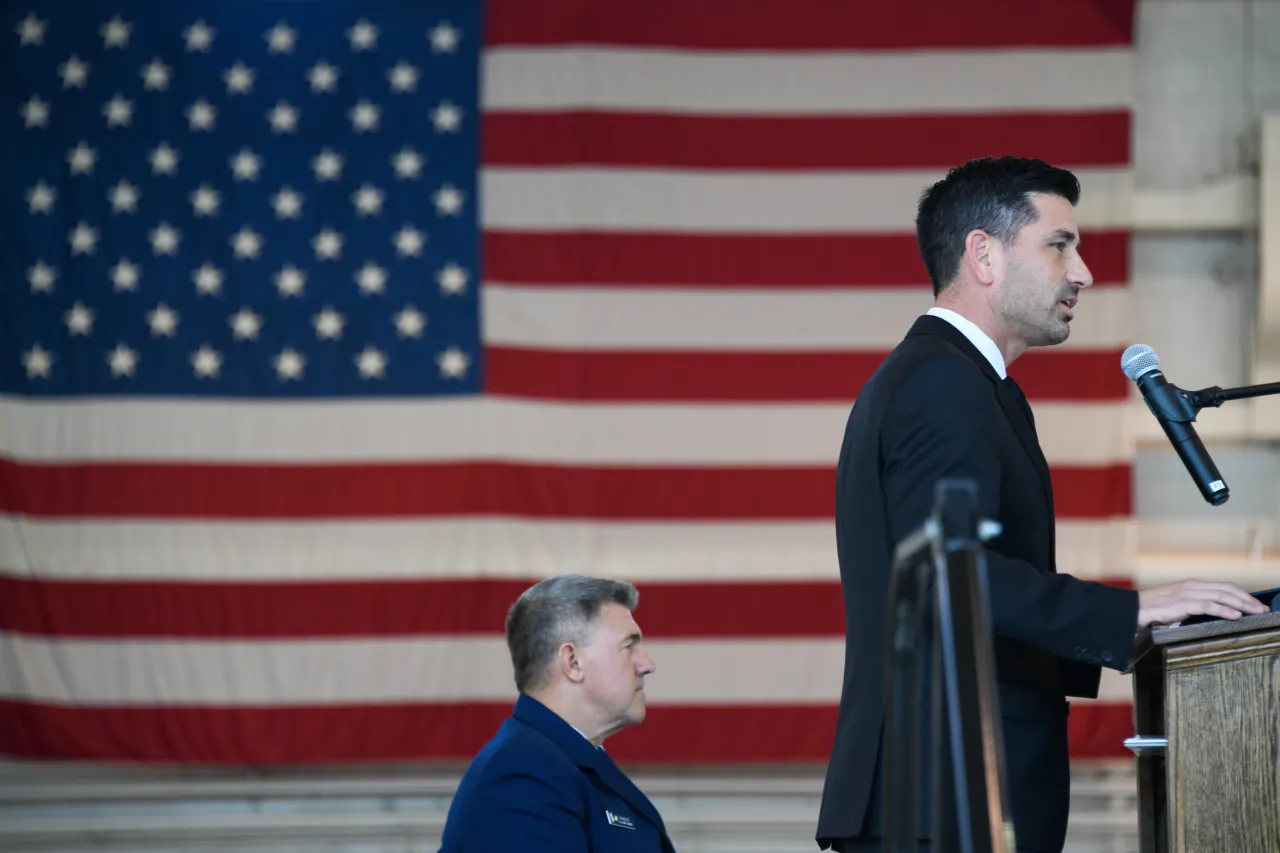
top-left (926, 306), bottom-right (1007, 379)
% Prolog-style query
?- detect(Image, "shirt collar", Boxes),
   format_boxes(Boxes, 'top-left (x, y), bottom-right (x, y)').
top-left (926, 306), bottom-right (1007, 379)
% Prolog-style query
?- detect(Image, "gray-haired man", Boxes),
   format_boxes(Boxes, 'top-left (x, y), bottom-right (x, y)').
top-left (439, 574), bottom-right (675, 853)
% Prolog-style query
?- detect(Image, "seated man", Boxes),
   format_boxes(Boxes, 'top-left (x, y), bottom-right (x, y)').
top-left (439, 574), bottom-right (675, 853)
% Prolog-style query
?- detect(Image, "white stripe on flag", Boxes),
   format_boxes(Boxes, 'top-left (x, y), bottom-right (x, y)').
top-left (480, 168), bottom-right (1134, 232)
top-left (483, 285), bottom-right (1135, 351)
top-left (0, 517), bottom-right (1133, 581)
top-left (0, 633), bottom-right (1136, 706)
top-left (482, 47), bottom-right (1134, 114)
top-left (0, 398), bottom-right (1129, 465)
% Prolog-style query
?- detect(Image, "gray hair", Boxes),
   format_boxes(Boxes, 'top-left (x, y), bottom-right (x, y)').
top-left (504, 574), bottom-right (639, 693)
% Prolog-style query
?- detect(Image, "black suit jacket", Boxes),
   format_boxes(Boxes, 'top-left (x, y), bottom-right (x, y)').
top-left (815, 315), bottom-right (1139, 853)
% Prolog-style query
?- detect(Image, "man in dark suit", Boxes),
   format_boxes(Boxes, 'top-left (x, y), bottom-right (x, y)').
top-left (814, 156), bottom-right (1265, 853)
top-left (439, 573), bottom-right (675, 853)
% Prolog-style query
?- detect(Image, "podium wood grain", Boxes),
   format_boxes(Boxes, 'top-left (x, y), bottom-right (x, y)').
top-left (1131, 612), bottom-right (1280, 853)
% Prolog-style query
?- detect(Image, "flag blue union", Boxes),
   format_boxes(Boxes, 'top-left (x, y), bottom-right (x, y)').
top-left (0, 0), bottom-right (483, 398)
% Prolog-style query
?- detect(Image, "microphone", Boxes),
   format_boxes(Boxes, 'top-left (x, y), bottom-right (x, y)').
top-left (1121, 344), bottom-right (1229, 506)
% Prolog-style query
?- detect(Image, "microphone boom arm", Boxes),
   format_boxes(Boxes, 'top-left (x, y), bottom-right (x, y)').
top-left (1186, 381), bottom-right (1280, 411)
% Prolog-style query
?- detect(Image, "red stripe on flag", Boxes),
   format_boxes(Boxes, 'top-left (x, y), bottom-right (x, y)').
top-left (484, 231), bottom-right (1131, 288)
top-left (487, 348), bottom-right (1131, 402)
top-left (485, 0), bottom-right (1136, 49)
top-left (0, 575), bottom-right (1136, 640)
top-left (0, 700), bottom-right (1135, 763)
top-left (0, 578), bottom-right (848, 639)
top-left (0, 461), bottom-right (1129, 520)
top-left (483, 111), bottom-right (1132, 170)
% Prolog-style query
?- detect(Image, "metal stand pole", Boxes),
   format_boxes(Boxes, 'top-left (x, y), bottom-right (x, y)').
top-left (882, 479), bottom-right (1016, 853)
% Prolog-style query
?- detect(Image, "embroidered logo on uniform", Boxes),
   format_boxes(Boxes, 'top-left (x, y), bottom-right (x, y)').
top-left (606, 810), bottom-right (636, 830)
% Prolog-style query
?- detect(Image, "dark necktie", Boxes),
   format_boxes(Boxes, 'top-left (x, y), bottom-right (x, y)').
top-left (1004, 374), bottom-right (1035, 429)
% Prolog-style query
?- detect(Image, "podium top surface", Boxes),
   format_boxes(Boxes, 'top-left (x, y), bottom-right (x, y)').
top-left (1128, 610), bottom-right (1280, 671)
top-left (1150, 610), bottom-right (1280, 646)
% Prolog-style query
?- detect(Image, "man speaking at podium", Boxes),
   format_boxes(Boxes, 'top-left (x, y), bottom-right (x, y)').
top-left (814, 156), bottom-right (1266, 853)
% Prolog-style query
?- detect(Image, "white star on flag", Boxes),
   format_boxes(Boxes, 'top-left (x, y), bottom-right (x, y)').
top-left (312, 149), bottom-right (342, 181)
top-left (68, 142), bottom-right (97, 174)
top-left (16, 13), bottom-right (46, 46)
top-left (392, 147), bottom-right (423, 180)
top-left (352, 184), bottom-right (384, 216)
top-left (356, 346), bottom-right (387, 379)
top-left (273, 348), bottom-right (305, 381)
top-left (313, 308), bottom-right (345, 340)
top-left (22, 345), bottom-right (53, 379)
top-left (193, 263), bottom-right (224, 295)
top-left (191, 345), bottom-right (223, 378)
top-left (108, 180), bottom-right (139, 214)
top-left (268, 102), bottom-right (299, 134)
top-left (347, 19), bottom-right (378, 51)
top-left (388, 62), bottom-right (419, 93)
top-left (276, 266), bottom-right (306, 297)
top-left (231, 148), bottom-right (261, 181)
top-left (229, 308), bottom-right (262, 341)
top-left (232, 227), bottom-right (263, 260)
top-left (349, 100), bottom-right (380, 132)
top-left (27, 182), bottom-right (56, 214)
top-left (101, 16), bottom-right (131, 49)
top-left (149, 142), bottom-right (179, 175)
top-left (187, 99), bottom-right (216, 131)
top-left (438, 263), bottom-right (468, 295)
top-left (150, 223), bottom-right (181, 256)
top-left (110, 260), bottom-right (140, 292)
top-left (59, 56), bottom-right (90, 88)
top-left (107, 343), bottom-right (139, 377)
top-left (45, 264), bottom-right (73, 299)
top-left (266, 23), bottom-right (297, 54)
top-left (429, 22), bottom-right (459, 53)
top-left (65, 302), bottom-right (94, 335)
top-left (103, 95), bottom-right (134, 127)
top-left (313, 229), bottom-right (344, 260)
top-left (433, 184), bottom-right (464, 216)
top-left (307, 61), bottom-right (339, 93)
top-left (69, 222), bottom-right (98, 255)
top-left (437, 346), bottom-right (470, 379)
top-left (28, 261), bottom-right (57, 293)
top-left (272, 187), bottom-right (303, 219)
top-left (141, 59), bottom-right (171, 91)
top-left (184, 20), bottom-right (215, 52)
top-left (432, 101), bottom-right (461, 133)
top-left (191, 185), bottom-right (221, 217)
top-left (394, 225), bottom-right (424, 257)
top-left (21, 96), bottom-right (50, 129)
top-left (225, 63), bottom-right (254, 94)
top-left (355, 263), bottom-right (387, 295)
top-left (394, 306), bottom-right (426, 338)
top-left (147, 304), bottom-right (180, 337)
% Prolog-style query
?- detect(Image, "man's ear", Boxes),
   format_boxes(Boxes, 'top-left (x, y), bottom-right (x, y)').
top-left (963, 228), bottom-right (1001, 287)
top-left (558, 642), bottom-right (586, 684)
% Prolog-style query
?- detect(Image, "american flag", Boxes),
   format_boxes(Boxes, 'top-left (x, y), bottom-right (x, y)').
top-left (0, 0), bottom-right (1137, 765)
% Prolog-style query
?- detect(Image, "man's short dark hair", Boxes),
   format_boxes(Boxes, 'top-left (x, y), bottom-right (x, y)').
top-left (915, 156), bottom-right (1081, 296)
top-left (504, 574), bottom-right (640, 693)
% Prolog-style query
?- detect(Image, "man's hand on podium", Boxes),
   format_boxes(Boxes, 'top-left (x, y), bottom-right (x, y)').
top-left (1136, 579), bottom-right (1269, 628)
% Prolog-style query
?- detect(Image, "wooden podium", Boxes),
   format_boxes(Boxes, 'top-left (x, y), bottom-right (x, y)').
top-left (1126, 610), bottom-right (1280, 853)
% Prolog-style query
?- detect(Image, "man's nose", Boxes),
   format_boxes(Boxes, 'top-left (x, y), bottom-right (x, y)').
top-left (1070, 252), bottom-right (1094, 289)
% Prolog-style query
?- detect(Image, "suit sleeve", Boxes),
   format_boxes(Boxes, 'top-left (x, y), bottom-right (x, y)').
top-left (881, 355), bottom-right (1139, 671)
top-left (451, 752), bottom-right (591, 853)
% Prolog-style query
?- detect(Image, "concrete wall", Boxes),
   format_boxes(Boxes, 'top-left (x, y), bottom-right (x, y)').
top-left (1132, 0), bottom-right (1280, 559)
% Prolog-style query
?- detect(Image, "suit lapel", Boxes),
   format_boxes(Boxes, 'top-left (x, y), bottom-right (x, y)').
top-left (587, 746), bottom-right (666, 832)
top-left (511, 695), bottom-right (666, 834)
top-left (907, 316), bottom-right (1056, 518)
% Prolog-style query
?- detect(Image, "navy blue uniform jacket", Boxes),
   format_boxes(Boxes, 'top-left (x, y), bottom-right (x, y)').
top-left (439, 694), bottom-right (676, 853)
top-left (815, 315), bottom-right (1140, 853)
